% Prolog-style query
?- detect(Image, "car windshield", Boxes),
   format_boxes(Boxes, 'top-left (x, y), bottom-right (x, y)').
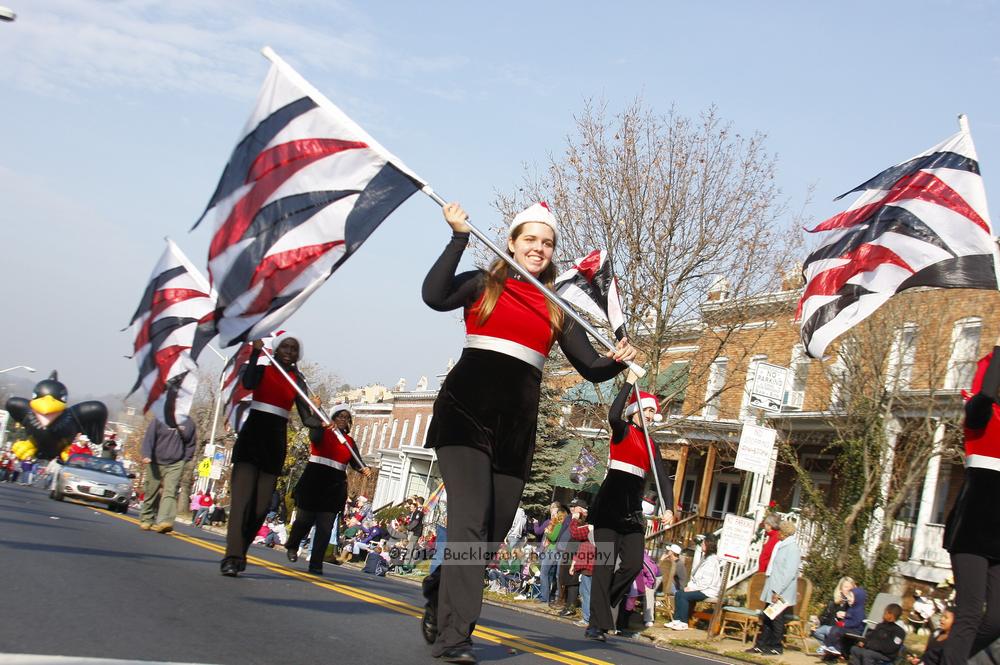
top-left (65, 455), bottom-right (127, 477)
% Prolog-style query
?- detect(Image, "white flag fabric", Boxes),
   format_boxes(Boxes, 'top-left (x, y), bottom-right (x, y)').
top-left (127, 239), bottom-right (215, 427)
top-left (798, 124), bottom-right (999, 358)
top-left (192, 48), bottom-right (426, 350)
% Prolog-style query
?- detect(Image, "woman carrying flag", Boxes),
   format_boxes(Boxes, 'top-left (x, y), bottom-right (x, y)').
top-left (285, 405), bottom-right (371, 575)
top-left (220, 331), bottom-right (322, 577)
top-left (586, 371), bottom-right (673, 642)
top-left (420, 201), bottom-right (636, 663)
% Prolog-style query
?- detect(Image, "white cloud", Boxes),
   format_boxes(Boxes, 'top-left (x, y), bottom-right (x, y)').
top-left (0, 0), bottom-right (466, 101)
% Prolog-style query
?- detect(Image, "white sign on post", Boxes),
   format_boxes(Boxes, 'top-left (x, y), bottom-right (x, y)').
top-left (735, 423), bottom-right (778, 475)
top-left (210, 462), bottom-right (223, 480)
top-left (719, 514), bottom-right (757, 563)
top-left (203, 443), bottom-right (216, 459)
top-left (749, 362), bottom-right (790, 412)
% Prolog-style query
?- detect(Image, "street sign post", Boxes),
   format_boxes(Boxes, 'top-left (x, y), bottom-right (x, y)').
top-left (749, 362), bottom-right (790, 412)
top-left (735, 423), bottom-right (778, 475)
top-left (719, 514), bottom-right (757, 564)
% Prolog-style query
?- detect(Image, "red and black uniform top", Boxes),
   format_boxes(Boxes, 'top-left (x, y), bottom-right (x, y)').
top-left (241, 347), bottom-right (318, 424)
top-left (420, 232), bottom-right (627, 481)
top-left (944, 347), bottom-right (1000, 556)
top-left (589, 380), bottom-right (673, 534)
top-left (231, 347), bottom-right (320, 476)
top-left (293, 426), bottom-right (365, 513)
top-left (307, 427), bottom-right (365, 474)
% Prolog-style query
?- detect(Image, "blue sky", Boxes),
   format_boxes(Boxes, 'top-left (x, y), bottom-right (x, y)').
top-left (1, 0), bottom-right (999, 400)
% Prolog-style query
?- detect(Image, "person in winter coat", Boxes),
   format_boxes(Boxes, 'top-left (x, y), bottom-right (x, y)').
top-left (750, 520), bottom-right (803, 656)
top-left (664, 536), bottom-right (722, 630)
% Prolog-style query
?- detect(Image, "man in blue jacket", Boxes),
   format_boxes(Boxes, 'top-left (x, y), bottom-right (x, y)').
top-left (748, 520), bottom-right (802, 655)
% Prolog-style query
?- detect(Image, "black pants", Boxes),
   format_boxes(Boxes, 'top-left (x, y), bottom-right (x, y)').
top-left (589, 528), bottom-right (643, 632)
top-left (224, 462), bottom-right (278, 563)
top-left (944, 552), bottom-right (1000, 665)
top-left (755, 606), bottom-right (790, 652)
top-left (424, 446), bottom-right (524, 654)
top-left (287, 509), bottom-right (336, 570)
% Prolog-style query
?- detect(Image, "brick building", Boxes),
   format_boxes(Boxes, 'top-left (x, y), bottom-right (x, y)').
top-left (561, 279), bottom-right (1000, 584)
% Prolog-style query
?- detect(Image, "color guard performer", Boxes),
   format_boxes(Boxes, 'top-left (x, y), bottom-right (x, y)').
top-left (586, 371), bottom-right (673, 642)
top-left (420, 201), bottom-right (636, 664)
top-left (285, 405), bottom-right (371, 575)
top-left (221, 332), bottom-right (321, 577)
top-left (944, 334), bottom-right (1000, 665)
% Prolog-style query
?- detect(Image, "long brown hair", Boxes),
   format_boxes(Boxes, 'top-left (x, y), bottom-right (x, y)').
top-left (474, 223), bottom-right (564, 338)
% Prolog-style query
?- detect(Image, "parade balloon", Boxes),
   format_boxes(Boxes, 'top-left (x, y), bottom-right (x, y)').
top-left (5, 371), bottom-right (108, 460)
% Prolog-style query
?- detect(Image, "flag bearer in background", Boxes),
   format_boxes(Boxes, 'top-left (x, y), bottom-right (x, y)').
top-left (220, 331), bottom-right (322, 577)
top-left (418, 201), bottom-right (636, 664)
top-left (944, 331), bottom-right (1000, 665)
top-left (586, 372), bottom-right (673, 641)
top-left (285, 405), bottom-right (371, 576)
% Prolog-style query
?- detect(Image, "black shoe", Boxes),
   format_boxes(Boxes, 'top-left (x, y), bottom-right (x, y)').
top-left (220, 558), bottom-right (240, 577)
top-left (745, 646), bottom-right (763, 654)
top-left (438, 646), bottom-right (476, 664)
top-left (584, 627), bottom-right (607, 642)
top-left (308, 566), bottom-right (323, 575)
top-left (286, 547), bottom-right (298, 563)
top-left (422, 606), bottom-right (438, 644)
top-left (764, 648), bottom-right (783, 656)
top-left (617, 630), bottom-right (639, 639)
top-left (558, 608), bottom-right (575, 617)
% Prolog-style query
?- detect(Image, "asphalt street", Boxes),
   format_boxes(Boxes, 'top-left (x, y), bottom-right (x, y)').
top-left (0, 482), bottom-right (721, 665)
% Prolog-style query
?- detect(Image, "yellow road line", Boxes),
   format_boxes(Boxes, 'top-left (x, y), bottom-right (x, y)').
top-left (106, 511), bottom-right (611, 665)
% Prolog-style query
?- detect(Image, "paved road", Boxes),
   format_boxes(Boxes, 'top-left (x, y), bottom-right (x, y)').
top-left (0, 482), bottom-right (720, 665)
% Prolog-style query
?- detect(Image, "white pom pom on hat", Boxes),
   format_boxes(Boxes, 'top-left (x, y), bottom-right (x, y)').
top-left (509, 201), bottom-right (558, 238)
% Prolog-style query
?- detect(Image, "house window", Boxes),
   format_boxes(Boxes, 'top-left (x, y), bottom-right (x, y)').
top-left (783, 344), bottom-right (809, 411)
top-left (657, 361), bottom-right (689, 417)
top-left (709, 474), bottom-right (741, 519)
top-left (703, 358), bottom-right (728, 420)
top-left (739, 355), bottom-right (768, 421)
top-left (387, 420), bottom-right (397, 449)
top-left (830, 345), bottom-right (849, 407)
top-left (411, 414), bottom-right (422, 446)
top-left (946, 318), bottom-right (982, 389)
top-left (399, 420), bottom-right (410, 447)
top-left (885, 323), bottom-right (919, 391)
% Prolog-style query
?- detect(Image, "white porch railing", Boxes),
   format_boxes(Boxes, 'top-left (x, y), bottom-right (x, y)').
top-left (913, 523), bottom-right (950, 566)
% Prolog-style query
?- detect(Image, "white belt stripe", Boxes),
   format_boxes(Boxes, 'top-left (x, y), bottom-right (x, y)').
top-left (465, 335), bottom-right (546, 370)
top-left (250, 401), bottom-right (290, 418)
top-left (608, 459), bottom-right (646, 478)
top-left (966, 454), bottom-right (1000, 472)
top-left (308, 455), bottom-right (348, 471)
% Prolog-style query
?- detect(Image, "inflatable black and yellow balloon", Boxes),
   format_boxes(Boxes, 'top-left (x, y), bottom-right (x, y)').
top-left (5, 371), bottom-right (108, 460)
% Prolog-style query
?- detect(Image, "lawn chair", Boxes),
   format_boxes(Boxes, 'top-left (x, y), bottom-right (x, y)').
top-left (782, 577), bottom-right (814, 652)
top-left (721, 572), bottom-right (767, 642)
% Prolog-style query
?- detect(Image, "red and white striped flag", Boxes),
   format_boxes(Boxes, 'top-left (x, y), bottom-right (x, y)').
top-left (798, 121), bottom-right (999, 358)
top-left (555, 249), bottom-right (627, 341)
top-left (219, 333), bottom-right (276, 432)
top-left (127, 239), bottom-right (215, 427)
top-left (192, 48), bottom-right (427, 349)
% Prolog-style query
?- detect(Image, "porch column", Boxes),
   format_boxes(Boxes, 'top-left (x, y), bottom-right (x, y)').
top-left (910, 420), bottom-right (946, 563)
top-left (674, 442), bottom-right (689, 512)
top-left (865, 417), bottom-right (900, 565)
top-left (697, 443), bottom-right (718, 518)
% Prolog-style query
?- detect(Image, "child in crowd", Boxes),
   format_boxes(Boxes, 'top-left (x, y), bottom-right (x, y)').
top-left (849, 604), bottom-right (906, 665)
top-left (908, 607), bottom-right (954, 665)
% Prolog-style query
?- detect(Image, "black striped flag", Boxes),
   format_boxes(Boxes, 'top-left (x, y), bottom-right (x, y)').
top-left (127, 239), bottom-right (215, 427)
top-left (192, 47), bottom-right (427, 350)
top-left (555, 249), bottom-right (627, 341)
top-left (798, 121), bottom-right (998, 358)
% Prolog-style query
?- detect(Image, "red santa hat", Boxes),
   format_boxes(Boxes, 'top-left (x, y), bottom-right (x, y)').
top-left (624, 390), bottom-right (662, 422)
top-left (510, 201), bottom-right (558, 238)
